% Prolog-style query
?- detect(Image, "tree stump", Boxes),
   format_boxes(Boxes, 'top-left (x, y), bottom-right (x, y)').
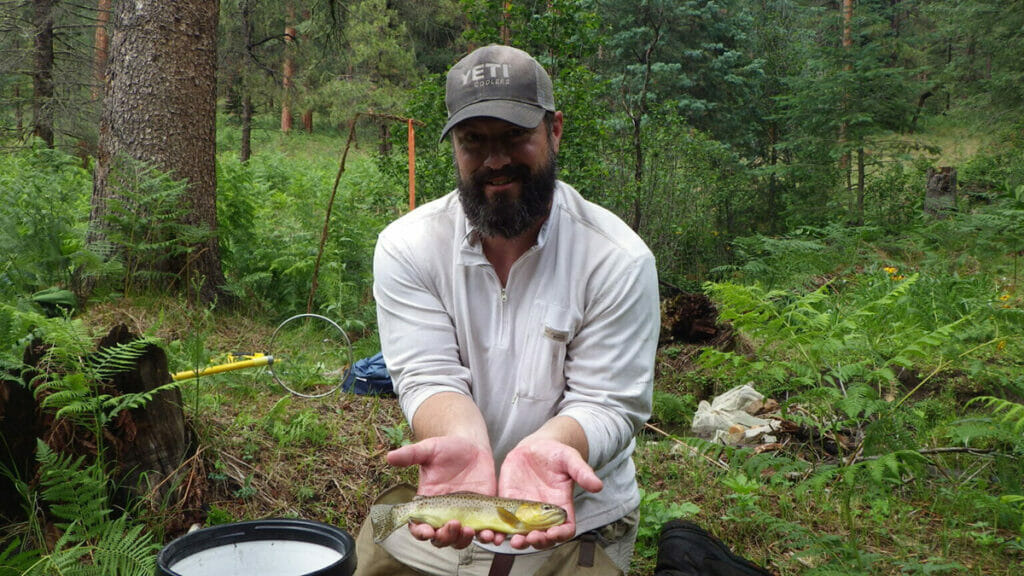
top-left (924, 166), bottom-right (957, 219)
top-left (660, 292), bottom-right (721, 345)
top-left (0, 324), bottom-right (197, 528)
top-left (0, 343), bottom-right (44, 522)
top-left (96, 324), bottom-right (190, 508)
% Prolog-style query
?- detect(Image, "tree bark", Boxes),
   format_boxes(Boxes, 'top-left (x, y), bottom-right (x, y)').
top-left (92, 0), bottom-right (111, 102)
top-left (241, 94), bottom-right (253, 162)
top-left (838, 0), bottom-right (853, 171)
top-left (91, 0), bottom-right (227, 304)
top-left (32, 0), bottom-right (55, 147)
top-left (96, 325), bottom-right (189, 508)
top-left (281, 5), bottom-right (297, 133)
top-left (302, 109), bottom-right (313, 133)
top-left (239, 0), bottom-right (254, 162)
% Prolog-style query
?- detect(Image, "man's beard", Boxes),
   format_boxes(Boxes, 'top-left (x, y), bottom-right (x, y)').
top-left (458, 149), bottom-right (557, 239)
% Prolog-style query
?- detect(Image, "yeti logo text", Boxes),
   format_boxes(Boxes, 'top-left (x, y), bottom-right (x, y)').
top-left (461, 63), bottom-right (512, 87)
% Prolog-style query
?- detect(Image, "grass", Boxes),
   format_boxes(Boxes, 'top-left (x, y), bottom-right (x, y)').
top-left (70, 294), bottom-right (1024, 575)
top-left (4, 106), bottom-right (1021, 575)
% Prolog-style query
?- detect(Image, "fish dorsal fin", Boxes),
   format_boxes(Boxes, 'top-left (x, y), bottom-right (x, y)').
top-left (496, 506), bottom-right (522, 529)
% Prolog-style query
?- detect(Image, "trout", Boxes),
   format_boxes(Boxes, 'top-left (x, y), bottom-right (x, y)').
top-left (369, 493), bottom-right (567, 542)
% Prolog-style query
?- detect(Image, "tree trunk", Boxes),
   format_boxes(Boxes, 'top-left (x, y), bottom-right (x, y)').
top-left (281, 6), bottom-right (297, 133)
top-left (96, 325), bottom-right (190, 509)
top-left (239, 0), bottom-right (254, 162)
top-left (92, 0), bottom-right (111, 102)
top-left (241, 94), bottom-right (253, 162)
top-left (91, 0), bottom-right (227, 305)
top-left (32, 0), bottom-right (55, 147)
top-left (855, 147), bottom-right (865, 225)
top-left (501, 1), bottom-right (511, 44)
top-left (838, 0), bottom-right (853, 171)
top-left (14, 85), bottom-right (23, 132)
top-left (630, 114), bottom-right (644, 232)
top-left (302, 109), bottom-right (313, 133)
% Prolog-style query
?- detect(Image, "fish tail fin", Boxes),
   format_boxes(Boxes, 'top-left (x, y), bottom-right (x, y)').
top-left (369, 503), bottom-right (402, 542)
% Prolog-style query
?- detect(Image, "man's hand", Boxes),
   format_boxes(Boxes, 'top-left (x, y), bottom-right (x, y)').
top-left (387, 436), bottom-right (496, 549)
top-left (498, 437), bottom-right (603, 550)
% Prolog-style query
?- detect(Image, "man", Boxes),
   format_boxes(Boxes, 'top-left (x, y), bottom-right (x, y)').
top-left (356, 44), bottom-right (659, 576)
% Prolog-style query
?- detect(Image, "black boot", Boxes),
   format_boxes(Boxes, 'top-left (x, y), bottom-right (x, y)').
top-left (654, 520), bottom-right (771, 576)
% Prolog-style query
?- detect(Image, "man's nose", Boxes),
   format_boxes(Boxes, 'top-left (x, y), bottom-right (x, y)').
top-left (481, 142), bottom-right (511, 169)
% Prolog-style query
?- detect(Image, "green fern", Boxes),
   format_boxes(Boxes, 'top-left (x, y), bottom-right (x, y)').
top-left (0, 538), bottom-right (41, 576)
top-left (23, 526), bottom-right (93, 576)
top-left (90, 517), bottom-right (159, 576)
top-left (88, 337), bottom-right (162, 380)
top-left (35, 440), bottom-right (111, 534)
top-left (968, 396), bottom-right (1024, 435)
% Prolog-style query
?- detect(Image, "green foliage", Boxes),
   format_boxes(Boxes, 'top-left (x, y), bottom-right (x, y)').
top-left (712, 224), bottom-right (870, 288)
top-left (99, 156), bottom-right (210, 296)
top-left (262, 397), bottom-right (330, 447)
top-left (217, 151), bottom-right (386, 326)
top-left (651, 390), bottom-right (697, 430)
top-left (636, 488), bottom-right (700, 555)
top-left (1, 442), bottom-right (160, 576)
top-left (0, 311), bottom-right (166, 576)
top-left (966, 396), bottom-right (1024, 437)
top-left (0, 147), bottom-right (109, 300)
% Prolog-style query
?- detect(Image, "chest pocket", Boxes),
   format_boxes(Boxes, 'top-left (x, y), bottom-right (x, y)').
top-left (515, 301), bottom-right (577, 401)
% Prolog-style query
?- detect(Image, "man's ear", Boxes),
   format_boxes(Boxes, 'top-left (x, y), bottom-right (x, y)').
top-left (551, 111), bottom-right (564, 153)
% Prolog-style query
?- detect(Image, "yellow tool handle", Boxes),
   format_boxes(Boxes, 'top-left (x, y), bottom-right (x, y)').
top-left (171, 355), bottom-right (274, 381)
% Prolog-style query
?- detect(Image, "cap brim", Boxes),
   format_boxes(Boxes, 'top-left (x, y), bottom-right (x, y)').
top-left (439, 101), bottom-right (547, 142)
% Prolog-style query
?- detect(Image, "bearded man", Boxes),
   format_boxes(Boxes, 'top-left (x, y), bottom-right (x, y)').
top-left (355, 44), bottom-right (660, 576)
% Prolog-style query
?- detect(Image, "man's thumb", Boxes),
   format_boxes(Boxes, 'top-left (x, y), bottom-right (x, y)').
top-left (386, 441), bottom-right (428, 468)
top-left (566, 452), bottom-right (603, 494)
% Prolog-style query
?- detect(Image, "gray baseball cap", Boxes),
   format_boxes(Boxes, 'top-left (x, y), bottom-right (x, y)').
top-left (440, 45), bottom-right (555, 141)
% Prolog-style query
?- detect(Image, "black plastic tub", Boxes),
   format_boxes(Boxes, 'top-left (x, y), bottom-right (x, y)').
top-left (156, 519), bottom-right (356, 576)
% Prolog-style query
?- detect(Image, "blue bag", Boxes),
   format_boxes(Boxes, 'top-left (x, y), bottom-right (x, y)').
top-left (342, 352), bottom-right (394, 396)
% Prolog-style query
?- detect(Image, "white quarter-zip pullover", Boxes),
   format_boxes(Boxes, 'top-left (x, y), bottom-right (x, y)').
top-left (373, 180), bottom-right (659, 535)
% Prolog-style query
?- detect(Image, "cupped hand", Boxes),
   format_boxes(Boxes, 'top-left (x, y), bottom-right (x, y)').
top-left (387, 436), bottom-right (497, 549)
top-left (497, 438), bottom-right (603, 550)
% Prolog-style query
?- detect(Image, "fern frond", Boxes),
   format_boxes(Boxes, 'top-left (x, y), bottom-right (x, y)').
top-left (838, 383), bottom-right (885, 419)
top-left (968, 396), bottom-right (1024, 435)
top-left (102, 379), bottom-right (182, 420)
top-left (35, 440), bottom-right (111, 534)
top-left (89, 337), bottom-right (162, 380)
top-left (0, 538), bottom-right (41, 576)
top-left (24, 523), bottom-right (93, 576)
top-left (91, 517), bottom-right (158, 576)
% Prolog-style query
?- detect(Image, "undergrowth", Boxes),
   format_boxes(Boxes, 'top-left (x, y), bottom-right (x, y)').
top-left (1, 122), bottom-right (1022, 576)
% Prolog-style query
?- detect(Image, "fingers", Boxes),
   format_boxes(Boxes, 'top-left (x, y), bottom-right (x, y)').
top-left (410, 520), bottom-right (475, 549)
top-left (386, 441), bottom-right (429, 468)
top-left (507, 522), bottom-right (576, 550)
top-left (565, 452), bottom-right (603, 494)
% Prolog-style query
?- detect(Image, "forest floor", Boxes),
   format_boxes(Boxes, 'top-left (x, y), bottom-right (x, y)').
top-left (79, 295), bottom-right (1024, 576)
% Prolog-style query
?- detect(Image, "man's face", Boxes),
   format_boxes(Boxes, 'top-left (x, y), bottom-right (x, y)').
top-left (452, 114), bottom-right (563, 239)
